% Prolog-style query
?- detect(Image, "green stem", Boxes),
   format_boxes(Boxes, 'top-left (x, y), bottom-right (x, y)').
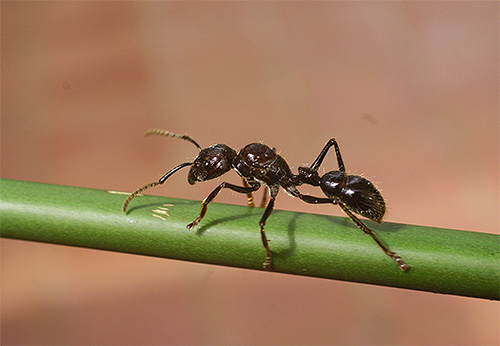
top-left (1, 179), bottom-right (498, 300)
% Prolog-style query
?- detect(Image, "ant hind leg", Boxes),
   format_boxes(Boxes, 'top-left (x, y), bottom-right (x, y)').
top-left (339, 203), bottom-right (409, 271)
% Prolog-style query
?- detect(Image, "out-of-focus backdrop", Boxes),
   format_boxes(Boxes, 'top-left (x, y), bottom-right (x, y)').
top-left (2, 2), bottom-right (498, 345)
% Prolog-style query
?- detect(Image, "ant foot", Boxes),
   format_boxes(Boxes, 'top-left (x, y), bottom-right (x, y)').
top-left (186, 217), bottom-right (201, 230)
top-left (394, 256), bottom-right (409, 271)
top-left (263, 257), bottom-right (273, 271)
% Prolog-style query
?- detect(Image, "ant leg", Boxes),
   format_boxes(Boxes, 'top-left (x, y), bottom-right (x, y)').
top-left (122, 162), bottom-right (193, 213)
top-left (241, 178), bottom-right (267, 208)
top-left (259, 186), bottom-right (268, 208)
top-left (284, 186), bottom-right (338, 205)
top-left (310, 138), bottom-right (345, 172)
top-left (339, 203), bottom-right (408, 271)
top-left (285, 186), bottom-right (407, 270)
top-left (186, 182), bottom-right (260, 230)
top-left (259, 186), bottom-right (279, 270)
top-left (242, 178), bottom-right (255, 207)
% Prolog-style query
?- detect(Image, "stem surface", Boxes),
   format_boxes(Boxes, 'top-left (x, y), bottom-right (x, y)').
top-left (1, 179), bottom-right (498, 300)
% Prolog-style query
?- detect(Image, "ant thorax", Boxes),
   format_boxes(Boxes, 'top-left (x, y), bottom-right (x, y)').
top-left (233, 143), bottom-right (292, 188)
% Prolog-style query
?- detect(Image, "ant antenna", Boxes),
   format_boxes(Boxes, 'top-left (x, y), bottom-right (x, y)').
top-left (123, 130), bottom-right (204, 213)
top-left (122, 161), bottom-right (193, 213)
top-left (145, 129), bottom-right (202, 152)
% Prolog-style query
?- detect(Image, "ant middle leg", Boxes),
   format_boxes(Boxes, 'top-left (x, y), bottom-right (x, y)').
top-left (259, 186), bottom-right (279, 270)
top-left (186, 182), bottom-right (259, 230)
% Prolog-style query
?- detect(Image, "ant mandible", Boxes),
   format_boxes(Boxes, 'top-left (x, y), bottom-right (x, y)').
top-left (123, 129), bottom-right (408, 271)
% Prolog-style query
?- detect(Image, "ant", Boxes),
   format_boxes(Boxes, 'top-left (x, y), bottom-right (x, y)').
top-left (123, 129), bottom-right (408, 271)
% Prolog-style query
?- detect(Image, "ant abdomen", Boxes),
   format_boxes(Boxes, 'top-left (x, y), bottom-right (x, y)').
top-left (320, 172), bottom-right (385, 223)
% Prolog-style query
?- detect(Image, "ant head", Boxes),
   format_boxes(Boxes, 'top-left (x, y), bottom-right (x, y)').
top-left (122, 131), bottom-right (237, 214)
top-left (188, 144), bottom-right (237, 184)
top-left (143, 129), bottom-right (237, 185)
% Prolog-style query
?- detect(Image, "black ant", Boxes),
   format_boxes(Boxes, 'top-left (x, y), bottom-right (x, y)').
top-left (123, 129), bottom-right (408, 271)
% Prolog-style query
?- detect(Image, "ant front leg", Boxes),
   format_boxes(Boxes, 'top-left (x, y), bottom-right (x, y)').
top-left (310, 138), bottom-right (345, 172)
top-left (186, 182), bottom-right (259, 230)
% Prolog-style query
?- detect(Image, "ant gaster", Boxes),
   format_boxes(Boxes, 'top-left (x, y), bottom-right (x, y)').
top-left (123, 129), bottom-right (408, 271)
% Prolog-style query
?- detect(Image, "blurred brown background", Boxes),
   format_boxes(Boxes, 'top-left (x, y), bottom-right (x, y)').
top-left (1, 2), bottom-right (499, 345)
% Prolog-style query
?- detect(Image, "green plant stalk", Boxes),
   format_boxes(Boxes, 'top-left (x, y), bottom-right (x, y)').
top-left (1, 179), bottom-right (498, 300)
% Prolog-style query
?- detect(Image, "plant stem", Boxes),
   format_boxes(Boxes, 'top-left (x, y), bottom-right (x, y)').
top-left (1, 178), bottom-right (498, 300)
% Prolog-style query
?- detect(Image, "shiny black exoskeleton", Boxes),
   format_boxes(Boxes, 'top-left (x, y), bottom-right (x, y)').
top-left (123, 130), bottom-right (408, 271)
